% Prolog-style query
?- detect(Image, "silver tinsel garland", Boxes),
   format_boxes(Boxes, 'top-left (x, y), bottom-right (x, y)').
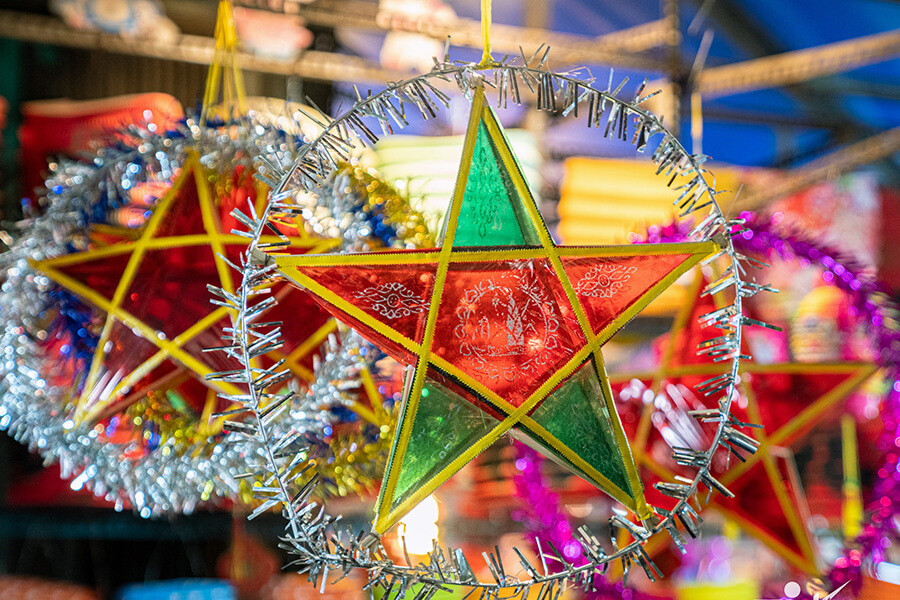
top-left (214, 50), bottom-right (777, 596)
top-left (0, 106), bottom-right (387, 515)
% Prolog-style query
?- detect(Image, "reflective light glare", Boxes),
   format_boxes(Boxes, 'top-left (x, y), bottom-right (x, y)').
top-left (397, 494), bottom-right (440, 555)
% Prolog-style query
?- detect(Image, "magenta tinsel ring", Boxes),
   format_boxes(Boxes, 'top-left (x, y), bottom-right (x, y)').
top-left (514, 211), bottom-right (900, 598)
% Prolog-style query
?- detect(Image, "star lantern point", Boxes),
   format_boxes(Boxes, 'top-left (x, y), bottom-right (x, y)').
top-left (610, 270), bottom-right (878, 575)
top-left (32, 151), bottom-right (339, 429)
top-left (274, 86), bottom-right (718, 534)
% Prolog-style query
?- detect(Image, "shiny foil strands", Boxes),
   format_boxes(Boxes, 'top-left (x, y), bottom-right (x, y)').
top-left (273, 87), bottom-right (715, 534)
top-left (209, 48), bottom-right (774, 597)
top-left (298, 162), bottom-right (435, 252)
top-left (0, 105), bottom-right (421, 516)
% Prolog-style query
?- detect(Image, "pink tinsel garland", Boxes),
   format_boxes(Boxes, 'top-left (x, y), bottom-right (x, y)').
top-left (513, 212), bottom-right (900, 598)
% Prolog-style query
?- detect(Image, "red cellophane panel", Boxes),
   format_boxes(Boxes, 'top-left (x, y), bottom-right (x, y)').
top-left (293, 261), bottom-right (436, 345)
top-left (151, 172), bottom-right (205, 237)
top-left (665, 279), bottom-right (721, 367)
top-left (58, 253), bottom-right (132, 300)
top-left (562, 254), bottom-right (699, 337)
top-left (717, 460), bottom-right (807, 559)
top-left (743, 370), bottom-right (857, 440)
top-left (432, 258), bottom-right (585, 408)
top-left (126, 246), bottom-right (219, 340)
top-left (301, 292), bottom-right (417, 366)
top-left (90, 319), bottom-right (170, 392)
top-left (266, 286), bottom-right (333, 368)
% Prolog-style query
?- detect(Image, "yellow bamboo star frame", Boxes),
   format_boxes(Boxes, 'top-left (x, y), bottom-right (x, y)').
top-left (31, 152), bottom-right (339, 428)
top-left (276, 85), bottom-right (718, 533)
top-left (610, 271), bottom-right (878, 575)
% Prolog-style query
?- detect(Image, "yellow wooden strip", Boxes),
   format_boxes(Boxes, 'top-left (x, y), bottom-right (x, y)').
top-left (309, 238), bottom-right (342, 253)
top-left (90, 223), bottom-right (143, 241)
top-left (842, 414), bottom-right (864, 539)
top-left (33, 233), bottom-right (324, 272)
top-left (273, 241), bottom-right (718, 271)
top-left (36, 266), bottom-right (115, 323)
top-left (486, 103), bottom-right (654, 519)
top-left (359, 366), bottom-right (388, 421)
top-left (344, 399), bottom-right (381, 427)
top-left (761, 452), bottom-right (818, 569)
top-left (34, 242), bottom-right (138, 268)
top-left (449, 248), bottom-right (544, 261)
top-left (195, 160), bottom-right (236, 295)
top-left (554, 241), bottom-right (717, 257)
top-left (711, 504), bottom-right (818, 575)
top-left (743, 362), bottom-right (875, 375)
top-left (374, 85), bottom-right (487, 533)
top-left (274, 250), bottom-right (442, 267)
top-left (594, 352), bottom-right (652, 518)
top-left (279, 267), bottom-right (421, 355)
top-left (288, 360), bottom-right (315, 382)
top-left (610, 360), bottom-right (874, 384)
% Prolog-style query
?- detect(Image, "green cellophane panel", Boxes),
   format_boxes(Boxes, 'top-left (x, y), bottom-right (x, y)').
top-left (387, 379), bottom-right (499, 513)
top-left (521, 361), bottom-right (637, 500)
top-left (452, 122), bottom-right (541, 248)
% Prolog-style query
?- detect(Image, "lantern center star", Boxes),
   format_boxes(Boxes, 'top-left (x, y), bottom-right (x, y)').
top-left (274, 85), bottom-right (717, 533)
top-left (31, 152), bottom-right (338, 426)
top-left (611, 271), bottom-right (878, 575)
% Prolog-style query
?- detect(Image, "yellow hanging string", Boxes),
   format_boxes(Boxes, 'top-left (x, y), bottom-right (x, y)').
top-left (478, 0), bottom-right (494, 67)
top-left (201, 1), bottom-right (248, 125)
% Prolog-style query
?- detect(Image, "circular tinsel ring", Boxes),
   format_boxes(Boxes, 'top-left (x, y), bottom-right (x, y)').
top-left (714, 215), bottom-right (898, 597)
top-left (0, 105), bottom-right (398, 516)
top-left (520, 212), bottom-right (899, 597)
top-left (223, 57), bottom-right (766, 593)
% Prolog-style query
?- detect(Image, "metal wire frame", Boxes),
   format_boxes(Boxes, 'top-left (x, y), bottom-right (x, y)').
top-left (209, 48), bottom-right (776, 598)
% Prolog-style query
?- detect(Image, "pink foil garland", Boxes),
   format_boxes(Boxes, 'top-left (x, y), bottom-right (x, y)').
top-left (513, 212), bottom-right (900, 598)
top-left (513, 443), bottom-right (668, 600)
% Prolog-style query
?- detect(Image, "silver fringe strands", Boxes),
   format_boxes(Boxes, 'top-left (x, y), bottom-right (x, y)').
top-left (211, 47), bottom-right (776, 595)
top-left (0, 107), bottom-right (368, 516)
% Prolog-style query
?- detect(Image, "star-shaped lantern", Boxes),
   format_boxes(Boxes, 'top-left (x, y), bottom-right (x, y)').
top-left (611, 272), bottom-right (877, 574)
top-left (274, 86), bottom-right (717, 533)
top-left (32, 152), bottom-right (338, 429)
